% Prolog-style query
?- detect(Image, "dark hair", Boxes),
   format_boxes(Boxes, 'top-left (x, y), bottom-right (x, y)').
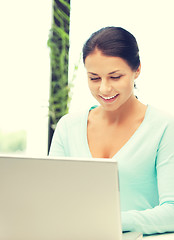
top-left (83, 26), bottom-right (140, 71)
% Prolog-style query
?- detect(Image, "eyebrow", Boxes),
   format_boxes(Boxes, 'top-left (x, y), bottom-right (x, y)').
top-left (108, 70), bottom-right (120, 75)
top-left (88, 72), bottom-right (99, 76)
top-left (88, 70), bottom-right (120, 76)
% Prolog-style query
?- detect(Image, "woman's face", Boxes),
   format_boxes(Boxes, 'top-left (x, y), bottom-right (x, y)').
top-left (85, 49), bottom-right (141, 112)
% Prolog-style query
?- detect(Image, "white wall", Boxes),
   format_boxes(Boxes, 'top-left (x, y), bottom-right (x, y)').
top-left (68, 0), bottom-right (174, 115)
top-left (0, 0), bottom-right (52, 155)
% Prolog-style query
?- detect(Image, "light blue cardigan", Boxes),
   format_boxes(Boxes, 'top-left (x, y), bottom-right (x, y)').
top-left (49, 105), bottom-right (174, 235)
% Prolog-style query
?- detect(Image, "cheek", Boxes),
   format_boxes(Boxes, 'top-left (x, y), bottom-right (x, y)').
top-left (88, 81), bottom-right (98, 93)
top-left (88, 81), bottom-right (92, 92)
top-left (118, 77), bottom-right (134, 92)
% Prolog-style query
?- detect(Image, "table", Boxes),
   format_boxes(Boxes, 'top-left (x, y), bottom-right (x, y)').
top-left (143, 233), bottom-right (174, 239)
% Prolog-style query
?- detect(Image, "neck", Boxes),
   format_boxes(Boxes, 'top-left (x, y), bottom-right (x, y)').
top-left (99, 95), bottom-right (145, 124)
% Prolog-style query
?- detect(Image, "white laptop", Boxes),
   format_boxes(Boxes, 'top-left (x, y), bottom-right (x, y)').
top-left (0, 155), bottom-right (142, 240)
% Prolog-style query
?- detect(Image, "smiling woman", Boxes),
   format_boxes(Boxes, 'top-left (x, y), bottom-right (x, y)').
top-left (86, 53), bottom-right (139, 110)
top-left (85, 50), bottom-right (141, 112)
top-left (83, 27), bottom-right (142, 119)
top-left (82, 27), bottom-right (145, 158)
top-left (49, 26), bottom-right (174, 235)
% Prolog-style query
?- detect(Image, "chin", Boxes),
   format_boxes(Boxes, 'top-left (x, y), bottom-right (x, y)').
top-left (100, 104), bottom-right (120, 112)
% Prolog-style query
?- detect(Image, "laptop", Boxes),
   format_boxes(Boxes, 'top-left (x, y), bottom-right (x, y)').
top-left (0, 155), bottom-right (142, 240)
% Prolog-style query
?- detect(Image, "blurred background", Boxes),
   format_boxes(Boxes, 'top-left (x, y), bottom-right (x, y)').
top-left (0, 0), bottom-right (174, 156)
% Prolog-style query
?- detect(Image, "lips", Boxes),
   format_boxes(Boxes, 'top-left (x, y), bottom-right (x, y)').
top-left (100, 93), bottom-right (119, 101)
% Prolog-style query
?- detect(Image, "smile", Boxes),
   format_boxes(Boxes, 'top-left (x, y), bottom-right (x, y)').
top-left (100, 94), bottom-right (119, 100)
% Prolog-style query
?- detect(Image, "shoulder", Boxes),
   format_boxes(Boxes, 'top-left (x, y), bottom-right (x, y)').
top-left (147, 105), bottom-right (174, 125)
top-left (147, 105), bottom-right (174, 140)
top-left (56, 107), bottom-right (91, 128)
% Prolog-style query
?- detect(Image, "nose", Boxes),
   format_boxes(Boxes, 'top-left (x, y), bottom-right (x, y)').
top-left (99, 79), bottom-right (112, 94)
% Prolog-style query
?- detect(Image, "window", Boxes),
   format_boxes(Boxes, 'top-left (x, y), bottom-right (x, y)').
top-left (0, 0), bottom-right (52, 155)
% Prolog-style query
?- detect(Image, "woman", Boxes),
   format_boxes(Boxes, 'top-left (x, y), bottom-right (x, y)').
top-left (49, 27), bottom-right (174, 235)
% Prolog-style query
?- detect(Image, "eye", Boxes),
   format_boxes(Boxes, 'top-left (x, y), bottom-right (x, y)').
top-left (110, 76), bottom-right (121, 80)
top-left (89, 77), bottom-right (101, 81)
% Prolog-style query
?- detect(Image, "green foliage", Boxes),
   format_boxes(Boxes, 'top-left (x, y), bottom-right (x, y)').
top-left (0, 130), bottom-right (27, 153)
top-left (47, 0), bottom-right (70, 130)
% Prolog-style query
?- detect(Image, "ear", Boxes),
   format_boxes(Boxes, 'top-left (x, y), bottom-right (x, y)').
top-left (135, 63), bottom-right (141, 79)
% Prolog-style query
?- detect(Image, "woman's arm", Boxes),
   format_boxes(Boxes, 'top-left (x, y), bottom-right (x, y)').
top-left (49, 116), bottom-right (67, 157)
top-left (122, 119), bottom-right (174, 235)
top-left (122, 202), bottom-right (174, 234)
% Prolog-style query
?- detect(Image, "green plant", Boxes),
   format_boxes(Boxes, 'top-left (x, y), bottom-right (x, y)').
top-left (47, 0), bottom-right (70, 150)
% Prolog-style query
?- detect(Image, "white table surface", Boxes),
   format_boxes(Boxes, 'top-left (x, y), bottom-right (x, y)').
top-left (143, 233), bottom-right (174, 239)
